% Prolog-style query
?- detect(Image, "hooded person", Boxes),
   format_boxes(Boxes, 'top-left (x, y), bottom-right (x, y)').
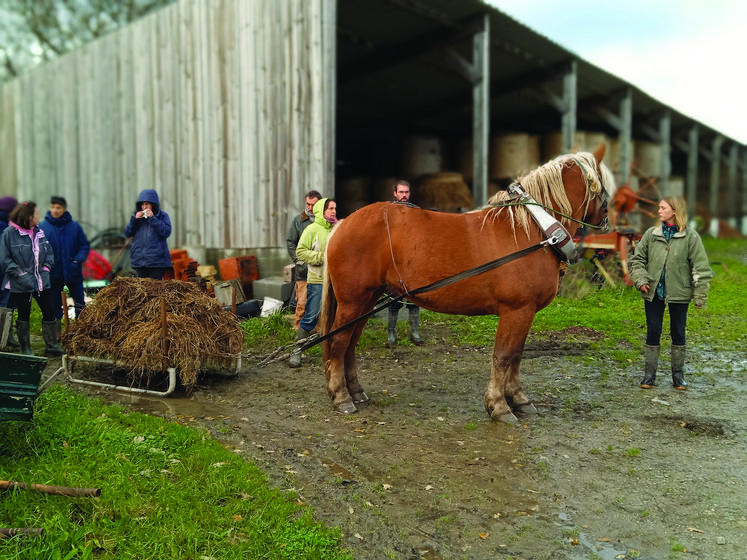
top-left (288, 197), bottom-right (337, 367)
top-left (40, 196), bottom-right (90, 328)
top-left (124, 189), bottom-right (172, 280)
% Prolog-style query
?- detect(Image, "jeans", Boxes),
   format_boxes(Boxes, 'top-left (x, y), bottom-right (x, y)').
top-left (50, 281), bottom-right (86, 319)
top-left (0, 287), bottom-right (10, 308)
top-left (133, 267), bottom-right (169, 280)
top-left (644, 297), bottom-right (689, 346)
top-left (300, 283), bottom-right (322, 332)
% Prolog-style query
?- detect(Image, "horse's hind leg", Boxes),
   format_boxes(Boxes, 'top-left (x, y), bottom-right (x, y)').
top-left (325, 298), bottom-right (377, 414)
top-left (345, 319), bottom-right (371, 404)
top-left (485, 308), bottom-right (537, 423)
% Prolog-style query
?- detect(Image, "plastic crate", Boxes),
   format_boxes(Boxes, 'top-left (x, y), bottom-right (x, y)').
top-left (0, 353), bottom-right (48, 422)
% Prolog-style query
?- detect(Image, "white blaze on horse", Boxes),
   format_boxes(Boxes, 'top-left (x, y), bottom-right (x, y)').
top-left (320, 144), bottom-right (614, 422)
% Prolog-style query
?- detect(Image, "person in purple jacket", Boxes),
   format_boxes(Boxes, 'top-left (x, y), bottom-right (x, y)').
top-left (40, 196), bottom-right (90, 327)
top-left (124, 189), bottom-right (172, 280)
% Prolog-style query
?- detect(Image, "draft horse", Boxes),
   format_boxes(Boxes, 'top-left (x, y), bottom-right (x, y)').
top-left (320, 143), bottom-right (614, 422)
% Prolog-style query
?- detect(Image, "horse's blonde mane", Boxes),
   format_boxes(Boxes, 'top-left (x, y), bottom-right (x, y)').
top-left (484, 151), bottom-right (613, 235)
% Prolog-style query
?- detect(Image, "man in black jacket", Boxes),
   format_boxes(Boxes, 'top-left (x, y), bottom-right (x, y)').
top-left (286, 190), bottom-right (321, 330)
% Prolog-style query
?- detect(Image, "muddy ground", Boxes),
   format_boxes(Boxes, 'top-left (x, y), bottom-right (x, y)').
top-left (47, 321), bottom-right (746, 560)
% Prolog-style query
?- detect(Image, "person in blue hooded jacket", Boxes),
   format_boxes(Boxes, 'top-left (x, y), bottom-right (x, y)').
top-left (40, 196), bottom-right (90, 325)
top-left (124, 189), bottom-right (172, 280)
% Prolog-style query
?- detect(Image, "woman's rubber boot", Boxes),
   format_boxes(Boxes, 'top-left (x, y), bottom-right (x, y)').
top-left (16, 320), bottom-right (34, 356)
top-left (640, 344), bottom-right (659, 388)
top-left (289, 328), bottom-right (311, 368)
top-left (385, 308), bottom-right (398, 348)
top-left (408, 307), bottom-right (425, 346)
top-left (42, 320), bottom-right (66, 357)
top-left (671, 345), bottom-right (687, 390)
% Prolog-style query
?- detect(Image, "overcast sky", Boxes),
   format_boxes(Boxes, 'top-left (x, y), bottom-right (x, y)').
top-left (487, 0), bottom-right (747, 144)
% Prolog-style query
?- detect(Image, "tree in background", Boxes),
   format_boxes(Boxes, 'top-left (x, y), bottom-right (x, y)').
top-left (0, 0), bottom-right (174, 82)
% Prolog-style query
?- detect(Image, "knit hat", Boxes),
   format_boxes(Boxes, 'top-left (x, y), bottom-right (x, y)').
top-left (0, 196), bottom-right (18, 213)
top-left (51, 195), bottom-right (67, 208)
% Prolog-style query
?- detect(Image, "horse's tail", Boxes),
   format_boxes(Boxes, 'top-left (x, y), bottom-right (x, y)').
top-left (320, 263), bottom-right (336, 363)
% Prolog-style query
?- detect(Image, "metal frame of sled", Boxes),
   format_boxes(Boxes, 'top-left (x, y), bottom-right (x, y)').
top-left (62, 353), bottom-right (242, 397)
top-left (63, 354), bottom-right (178, 397)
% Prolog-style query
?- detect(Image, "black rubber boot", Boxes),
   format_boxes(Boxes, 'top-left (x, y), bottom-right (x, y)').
top-left (408, 306), bottom-right (424, 346)
top-left (385, 308), bottom-right (398, 348)
top-left (289, 328), bottom-right (311, 368)
top-left (42, 320), bottom-right (66, 357)
top-left (16, 320), bottom-right (34, 356)
top-left (671, 345), bottom-right (687, 390)
top-left (640, 344), bottom-right (659, 388)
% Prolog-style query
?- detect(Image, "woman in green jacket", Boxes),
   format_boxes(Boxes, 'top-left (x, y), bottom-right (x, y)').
top-left (289, 198), bottom-right (337, 368)
top-left (630, 197), bottom-right (714, 390)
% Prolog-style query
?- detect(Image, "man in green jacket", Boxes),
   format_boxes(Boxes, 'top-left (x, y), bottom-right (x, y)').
top-left (289, 198), bottom-right (337, 368)
top-left (630, 197), bottom-right (714, 390)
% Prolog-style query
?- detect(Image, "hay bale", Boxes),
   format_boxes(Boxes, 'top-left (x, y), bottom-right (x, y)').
top-left (417, 172), bottom-right (474, 212)
top-left (62, 277), bottom-right (244, 390)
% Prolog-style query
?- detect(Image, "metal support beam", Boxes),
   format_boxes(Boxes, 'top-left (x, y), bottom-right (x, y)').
top-left (686, 126), bottom-right (698, 221)
top-left (741, 151), bottom-right (747, 234)
top-left (728, 143), bottom-right (738, 229)
top-left (619, 89), bottom-right (633, 185)
top-left (709, 135), bottom-right (723, 236)
top-left (472, 14), bottom-right (490, 207)
top-left (659, 111), bottom-right (671, 196)
top-left (561, 61), bottom-right (577, 153)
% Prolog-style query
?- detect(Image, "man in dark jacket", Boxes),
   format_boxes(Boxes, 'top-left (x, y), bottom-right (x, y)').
top-left (286, 190), bottom-right (321, 330)
top-left (40, 196), bottom-right (91, 325)
top-left (124, 189), bottom-right (172, 280)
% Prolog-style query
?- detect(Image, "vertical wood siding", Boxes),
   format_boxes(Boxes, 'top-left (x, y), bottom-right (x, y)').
top-left (0, 0), bottom-right (336, 250)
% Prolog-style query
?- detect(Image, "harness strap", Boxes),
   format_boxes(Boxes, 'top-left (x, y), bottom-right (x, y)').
top-left (507, 182), bottom-right (578, 263)
top-left (300, 241), bottom-right (547, 351)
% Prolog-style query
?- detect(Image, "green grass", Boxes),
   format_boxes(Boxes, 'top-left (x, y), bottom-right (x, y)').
top-left (0, 386), bottom-right (352, 560)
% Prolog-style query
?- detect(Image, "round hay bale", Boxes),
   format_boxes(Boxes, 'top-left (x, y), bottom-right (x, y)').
top-left (416, 172), bottom-right (473, 212)
top-left (401, 135), bottom-right (442, 177)
top-left (489, 133), bottom-right (540, 179)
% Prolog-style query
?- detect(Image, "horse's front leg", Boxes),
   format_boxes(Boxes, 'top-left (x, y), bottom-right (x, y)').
top-left (484, 308), bottom-right (538, 423)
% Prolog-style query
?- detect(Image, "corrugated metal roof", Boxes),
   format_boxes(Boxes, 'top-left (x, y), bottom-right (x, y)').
top-left (336, 0), bottom-right (738, 146)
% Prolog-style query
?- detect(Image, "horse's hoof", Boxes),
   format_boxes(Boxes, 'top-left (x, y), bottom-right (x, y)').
top-left (493, 411), bottom-right (519, 424)
top-left (351, 391), bottom-right (370, 404)
top-left (514, 402), bottom-right (538, 415)
top-left (335, 401), bottom-right (358, 414)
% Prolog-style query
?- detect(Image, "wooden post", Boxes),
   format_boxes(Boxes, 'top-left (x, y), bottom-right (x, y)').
top-left (161, 298), bottom-right (169, 355)
top-left (61, 291), bottom-right (69, 331)
top-left (231, 285), bottom-right (237, 314)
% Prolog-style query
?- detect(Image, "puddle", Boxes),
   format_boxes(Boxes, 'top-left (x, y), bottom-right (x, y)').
top-left (320, 457), bottom-right (357, 482)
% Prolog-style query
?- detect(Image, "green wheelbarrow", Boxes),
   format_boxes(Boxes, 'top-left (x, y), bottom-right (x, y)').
top-left (0, 353), bottom-right (57, 422)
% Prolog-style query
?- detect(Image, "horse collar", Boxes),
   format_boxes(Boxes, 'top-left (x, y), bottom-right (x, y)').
top-left (506, 182), bottom-right (578, 263)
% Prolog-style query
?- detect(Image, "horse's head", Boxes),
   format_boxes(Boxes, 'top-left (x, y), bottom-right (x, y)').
top-left (582, 143), bottom-right (614, 232)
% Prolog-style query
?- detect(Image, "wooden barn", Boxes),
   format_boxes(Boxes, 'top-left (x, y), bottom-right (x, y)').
top-left (0, 0), bottom-right (744, 277)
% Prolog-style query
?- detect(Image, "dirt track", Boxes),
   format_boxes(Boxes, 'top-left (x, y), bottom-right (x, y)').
top-left (54, 323), bottom-right (747, 560)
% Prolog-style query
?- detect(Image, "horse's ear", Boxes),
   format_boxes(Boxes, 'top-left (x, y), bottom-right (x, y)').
top-left (592, 142), bottom-right (606, 164)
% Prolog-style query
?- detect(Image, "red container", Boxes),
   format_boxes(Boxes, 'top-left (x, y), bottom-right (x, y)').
top-left (219, 256), bottom-right (259, 283)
